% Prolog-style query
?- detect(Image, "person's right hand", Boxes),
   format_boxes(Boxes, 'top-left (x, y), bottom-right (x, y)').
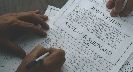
top-left (16, 45), bottom-right (66, 72)
top-left (106, 0), bottom-right (133, 17)
top-left (0, 10), bottom-right (49, 58)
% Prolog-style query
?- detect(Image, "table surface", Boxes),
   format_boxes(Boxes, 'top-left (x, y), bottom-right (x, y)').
top-left (0, 0), bottom-right (68, 15)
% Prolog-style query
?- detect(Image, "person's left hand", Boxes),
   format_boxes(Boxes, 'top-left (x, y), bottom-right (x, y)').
top-left (106, 0), bottom-right (133, 17)
top-left (16, 45), bottom-right (66, 72)
top-left (0, 10), bottom-right (49, 58)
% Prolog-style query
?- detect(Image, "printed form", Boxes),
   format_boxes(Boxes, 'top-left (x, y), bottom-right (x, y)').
top-left (0, 0), bottom-right (133, 72)
top-left (46, 0), bottom-right (133, 72)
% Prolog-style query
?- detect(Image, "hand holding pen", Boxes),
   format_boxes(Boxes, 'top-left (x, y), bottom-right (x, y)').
top-left (16, 45), bottom-right (66, 72)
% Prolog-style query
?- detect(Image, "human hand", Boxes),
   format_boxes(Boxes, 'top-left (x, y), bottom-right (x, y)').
top-left (16, 45), bottom-right (66, 72)
top-left (0, 10), bottom-right (49, 58)
top-left (106, 0), bottom-right (133, 17)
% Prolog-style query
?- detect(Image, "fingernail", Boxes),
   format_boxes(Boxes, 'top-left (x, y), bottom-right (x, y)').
top-left (36, 10), bottom-right (39, 12)
top-left (35, 10), bottom-right (40, 14)
top-left (43, 15), bottom-right (48, 21)
top-left (22, 54), bottom-right (26, 59)
top-left (44, 24), bottom-right (49, 30)
top-left (43, 33), bottom-right (47, 37)
top-left (106, 3), bottom-right (113, 9)
top-left (46, 16), bottom-right (48, 19)
top-left (110, 10), bottom-right (118, 17)
top-left (20, 51), bottom-right (26, 59)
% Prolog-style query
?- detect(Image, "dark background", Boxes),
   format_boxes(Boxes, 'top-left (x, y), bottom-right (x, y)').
top-left (0, 0), bottom-right (68, 15)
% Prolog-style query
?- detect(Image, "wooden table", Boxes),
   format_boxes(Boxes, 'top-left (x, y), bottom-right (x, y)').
top-left (0, 0), bottom-right (68, 15)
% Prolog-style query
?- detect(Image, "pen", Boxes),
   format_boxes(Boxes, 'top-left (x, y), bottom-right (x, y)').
top-left (25, 52), bottom-right (49, 70)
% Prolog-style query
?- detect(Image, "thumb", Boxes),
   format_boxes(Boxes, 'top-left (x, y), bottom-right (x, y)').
top-left (29, 45), bottom-right (49, 59)
top-left (3, 39), bottom-right (26, 58)
top-left (17, 45), bottom-right (48, 72)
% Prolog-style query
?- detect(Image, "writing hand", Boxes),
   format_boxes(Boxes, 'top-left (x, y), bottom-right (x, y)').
top-left (0, 10), bottom-right (49, 58)
top-left (106, 0), bottom-right (133, 17)
top-left (16, 45), bottom-right (66, 72)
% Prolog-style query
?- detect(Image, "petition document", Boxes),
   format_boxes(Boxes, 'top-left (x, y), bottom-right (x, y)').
top-left (47, 0), bottom-right (133, 72)
top-left (0, 0), bottom-right (133, 72)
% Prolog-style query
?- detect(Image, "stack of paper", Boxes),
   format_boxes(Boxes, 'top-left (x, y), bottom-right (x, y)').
top-left (1, 0), bottom-right (133, 72)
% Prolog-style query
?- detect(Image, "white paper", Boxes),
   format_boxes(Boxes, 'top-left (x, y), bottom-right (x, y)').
top-left (45, 5), bottom-right (60, 17)
top-left (1, 0), bottom-right (133, 72)
top-left (85, 0), bottom-right (133, 72)
top-left (0, 5), bottom-right (62, 72)
top-left (46, 0), bottom-right (133, 72)
top-left (0, 0), bottom-right (79, 71)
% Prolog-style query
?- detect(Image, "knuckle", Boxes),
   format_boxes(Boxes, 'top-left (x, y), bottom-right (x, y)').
top-left (27, 23), bottom-right (34, 28)
top-left (26, 54), bottom-right (37, 59)
top-left (31, 54), bottom-right (37, 58)
top-left (0, 38), bottom-right (8, 44)
top-left (9, 19), bottom-right (16, 24)
top-left (0, 39), bottom-right (4, 43)
top-left (28, 12), bottom-right (35, 17)
top-left (116, 0), bottom-right (124, 3)
top-left (60, 49), bottom-right (65, 55)
top-left (43, 61), bottom-right (52, 67)
top-left (64, 57), bottom-right (66, 61)
top-left (127, 4), bottom-right (133, 10)
top-left (57, 49), bottom-right (65, 56)
top-left (63, 57), bottom-right (66, 62)
top-left (5, 18), bottom-right (16, 24)
top-left (49, 48), bottom-right (65, 57)
top-left (109, 0), bottom-right (115, 3)
top-left (116, 0), bottom-right (120, 2)
top-left (35, 45), bottom-right (44, 49)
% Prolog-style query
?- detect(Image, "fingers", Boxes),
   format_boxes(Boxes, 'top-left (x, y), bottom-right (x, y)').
top-left (18, 11), bottom-right (49, 29)
top-left (107, 0), bottom-right (133, 17)
top-left (0, 38), bottom-right (26, 58)
top-left (16, 47), bottom-right (65, 72)
top-left (106, 0), bottom-right (116, 9)
top-left (29, 14), bottom-right (48, 24)
top-left (23, 45), bottom-right (48, 70)
top-left (30, 10), bottom-right (40, 14)
top-left (32, 10), bottom-right (49, 21)
top-left (29, 14), bottom-right (49, 29)
top-left (16, 45), bottom-right (49, 72)
top-left (30, 10), bottom-right (48, 20)
top-left (54, 57), bottom-right (66, 72)
top-left (120, 0), bottom-right (133, 16)
top-left (29, 45), bottom-right (49, 59)
top-left (16, 20), bottom-right (47, 37)
top-left (40, 15), bottom-right (48, 21)
top-left (110, 0), bottom-right (125, 17)
top-left (43, 48), bottom-right (65, 67)
top-left (30, 10), bottom-right (48, 21)
top-left (57, 57), bottom-right (66, 68)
